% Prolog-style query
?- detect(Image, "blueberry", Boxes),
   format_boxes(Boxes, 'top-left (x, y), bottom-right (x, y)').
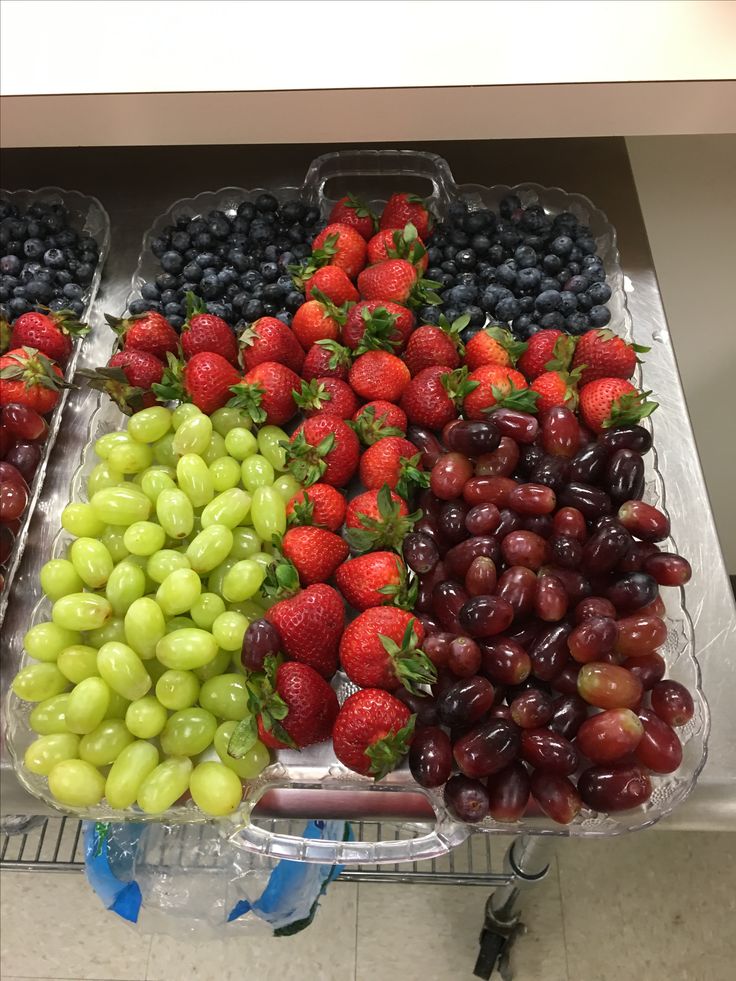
top-left (137, 283), bottom-right (158, 302)
top-left (194, 232), bottom-right (216, 251)
top-left (417, 305), bottom-right (440, 325)
top-left (47, 297), bottom-right (67, 312)
top-left (524, 235), bottom-right (548, 253)
top-left (43, 248), bottom-right (66, 269)
top-left (218, 266), bottom-right (238, 287)
top-left (589, 305), bottom-right (611, 327)
top-left (455, 248), bottom-right (477, 271)
top-left (567, 262), bottom-right (581, 276)
top-left (24, 279), bottom-right (54, 303)
top-left (539, 311), bottom-right (566, 330)
top-left (284, 290), bottom-right (304, 314)
top-left (302, 206), bottom-right (320, 227)
top-left (441, 260), bottom-right (458, 276)
top-left (513, 314), bottom-right (533, 332)
top-left (182, 262), bottom-right (203, 282)
top-left (169, 315), bottom-right (185, 330)
top-left (200, 275), bottom-right (222, 299)
top-left (281, 200), bottom-right (306, 223)
top-left (496, 263), bottom-right (517, 288)
top-left (566, 311), bottom-right (589, 334)
top-left (164, 301), bottom-right (183, 318)
top-left (564, 275), bottom-right (589, 294)
top-left (449, 229), bottom-right (469, 249)
top-left (22, 238), bottom-right (46, 260)
top-left (476, 261), bottom-right (495, 282)
top-left (443, 306), bottom-right (461, 323)
top-left (558, 291), bottom-right (578, 315)
top-left (292, 243), bottom-right (312, 259)
top-left (160, 251), bottom-right (184, 275)
top-left (260, 262), bottom-right (279, 283)
top-left (498, 227), bottom-right (521, 250)
top-left (8, 296), bottom-right (31, 317)
top-left (521, 205), bottom-right (546, 233)
top-left (516, 267), bottom-right (542, 292)
top-left (587, 266), bottom-right (607, 284)
top-left (242, 298), bottom-right (264, 321)
top-left (209, 216), bottom-right (231, 239)
top-left (76, 263), bottom-right (94, 285)
top-left (577, 292), bottom-right (594, 312)
top-left (576, 236), bottom-right (597, 255)
top-left (202, 267), bottom-right (219, 280)
top-left (263, 282), bottom-right (284, 303)
top-left (488, 244), bottom-right (505, 265)
top-left (36, 269), bottom-right (54, 284)
top-left (550, 235), bottom-right (573, 257)
top-left (466, 304), bottom-right (486, 327)
top-left (582, 255), bottom-right (603, 269)
top-left (514, 244), bottom-right (537, 269)
top-left (480, 288), bottom-right (501, 313)
top-left (519, 295), bottom-right (535, 313)
top-left (499, 195), bottom-right (521, 219)
top-left (255, 193), bottom-right (278, 213)
top-left (540, 276), bottom-right (560, 293)
top-left (462, 211), bottom-right (490, 234)
top-left (150, 236), bottom-right (168, 258)
top-left (438, 273), bottom-right (455, 289)
top-left (68, 299), bottom-right (85, 317)
top-left (588, 282), bottom-right (612, 305)
top-left (237, 201), bottom-right (256, 220)
top-left (160, 289), bottom-right (178, 305)
top-left (470, 234), bottom-right (492, 257)
top-left (0, 255), bottom-right (21, 276)
top-left (128, 298), bottom-right (148, 315)
top-left (195, 252), bottom-right (216, 269)
top-left (496, 296), bottom-right (522, 321)
top-left (513, 320), bottom-right (541, 341)
top-left (535, 289), bottom-right (562, 313)
top-left (55, 269), bottom-right (73, 286)
top-left (241, 270), bottom-right (261, 289)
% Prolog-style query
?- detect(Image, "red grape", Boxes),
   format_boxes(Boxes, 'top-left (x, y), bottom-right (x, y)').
top-left (530, 770), bottom-right (582, 824)
top-left (578, 762), bottom-right (652, 811)
top-left (490, 407), bottom-right (538, 444)
top-left (501, 530), bottom-right (549, 570)
top-left (423, 632), bottom-right (453, 669)
top-left (1, 403), bottom-right (48, 441)
top-left (553, 506), bottom-right (587, 542)
top-left (550, 662), bottom-right (582, 696)
top-left (481, 638), bottom-right (531, 686)
top-left (438, 675), bottom-right (494, 727)
top-left (531, 455), bottom-right (569, 491)
top-left (453, 719), bottom-right (521, 778)
top-left (574, 596), bottom-right (617, 623)
top-left (432, 581), bottom-right (468, 633)
top-left (638, 594), bottom-right (666, 618)
top-left (614, 614), bottom-right (667, 656)
top-left (5, 441), bottom-right (42, 483)
top-left (617, 500), bottom-right (670, 542)
top-left (495, 508), bottom-right (523, 538)
top-left (241, 618), bottom-right (281, 671)
top-left (577, 663), bottom-right (643, 709)
top-left (568, 616), bottom-right (618, 663)
top-left (508, 482), bottom-right (556, 516)
top-left (576, 708), bottom-right (644, 763)
top-left (465, 556), bottom-right (498, 597)
top-left (510, 689), bottom-right (554, 729)
top-left (549, 693), bottom-right (588, 738)
top-left (559, 482), bottom-right (613, 520)
top-left (0, 480), bottom-right (28, 521)
top-left (520, 727), bottom-right (579, 774)
top-left (568, 442), bottom-right (608, 484)
top-left (582, 523), bottom-right (633, 574)
top-left (407, 426), bottom-right (445, 469)
top-left (458, 595), bottom-right (514, 638)
top-left (622, 652), bottom-right (666, 690)
top-left (395, 687), bottom-right (440, 726)
top-left (529, 623), bottom-right (572, 681)
top-left (550, 535), bottom-right (583, 569)
top-left (606, 573), bottom-right (659, 613)
top-left (650, 680), bottom-right (695, 727)
top-left (431, 452), bottom-right (473, 500)
top-left (445, 420), bottom-right (500, 456)
top-left (0, 461), bottom-right (28, 489)
top-left (598, 425), bottom-right (652, 454)
top-left (474, 436), bottom-right (520, 477)
top-left (445, 536), bottom-right (499, 579)
top-left (447, 636), bottom-right (482, 677)
top-left (496, 565), bottom-right (537, 618)
top-left (534, 573), bottom-right (568, 622)
top-left (643, 552), bottom-right (692, 586)
top-left (463, 475), bottom-right (516, 508)
top-left (544, 566), bottom-right (592, 604)
top-left (439, 501), bottom-right (470, 544)
top-left (541, 406), bottom-right (581, 458)
top-left (0, 524), bottom-right (15, 564)
top-left (606, 448), bottom-right (645, 503)
top-left (635, 709), bottom-right (683, 773)
top-left (416, 561), bottom-right (447, 612)
top-left (410, 727), bottom-right (453, 788)
top-left (402, 532), bottom-right (439, 574)
top-left (465, 502), bottom-right (501, 535)
top-left (444, 774), bottom-right (490, 823)
top-left (521, 514), bottom-right (554, 538)
top-left (487, 762), bottom-right (530, 822)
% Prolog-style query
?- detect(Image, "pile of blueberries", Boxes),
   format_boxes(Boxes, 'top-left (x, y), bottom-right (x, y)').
top-left (0, 199), bottom-right (101, 323)
top-left (133, 194), bottom-right (321, 330)
top-left (419, 194), bottom-right (613, 341)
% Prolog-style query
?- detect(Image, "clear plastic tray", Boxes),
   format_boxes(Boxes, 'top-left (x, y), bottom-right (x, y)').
top-left (0, 187), bottom-right (111, 627)
top-left (3, 151), bottom-right (708, 865)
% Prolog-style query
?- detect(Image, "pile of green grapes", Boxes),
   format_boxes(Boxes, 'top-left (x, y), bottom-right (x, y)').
top-left (11, 403), bottom-right (302, 817)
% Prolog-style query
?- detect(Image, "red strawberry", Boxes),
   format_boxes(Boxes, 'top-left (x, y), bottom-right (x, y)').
top-left (291, 290), bottom-right (347, 351)
top-left (579, 378), bottom-right (658, 433)
top-left (287, 413), bottom-right (360, 487)
top-left (332, 688), bottom-right (414, 779)
top-left (10, 309), bottom-right (88, 366)
top-left (518, 330), bottom-right (574, 381)
top-left (293, 377), bottom-right (360, 419)
top-left (81, 349), bottom-right (165, 413)
top-left (530, 367), bottom-right (582, 413)
top-left (265, 582), bottom-right (344, 678)
top-left (348, 350), bottom-right (410, 402)
top-left (380, 193), bottom-right (433, 240)
top-left (400, 365), bottom-right (476, 430)
top-left (0, 347), bottom-right (67, 414)
top-left (232, 361), bottom-right (300, 426)
top-left (342, 300), bottom-right (415, 353)
top-left (463, 365), bottom-right (536, 420)
top-left (286, 483), bottom-right (347, 532)
top-left (345, 485), bottom-right (418, 553)
top-left (302, 266), bottom-right (359, 306)
top-left (572, 329), bottom-right (648, 386)
top-left (328, 194), bottom-right (377, 240)
top-left (335, 551), bottom-right (415, 612)
top-left (404, 314), bottom-right (465, 376)
top-left (358, 258), bottom-right (438, 307)
top-left (154, 351), bottom-right (241, 415)
top-left (311, 223), bottom-right (368, 280)
top-left (107, 311), bottom-right (179, 361)
top-left (282, 525), bottom-right (349, 585)
top-left (302, 340), bottom-right (352, 382)
top-left (351, 400), bottom-right (407, 445)
top-left (240, 316), bottom-right (304, 374)
top-left (340, 609), bottom-right (433, 693)
top-left (180, 292), bottom-right (238, 365)
top-left (358, 436), bottom-right (427, 499)
top-left (464, 324), bottom-right (526, 372)
top-left (366, 223), bottom-right (428, 273)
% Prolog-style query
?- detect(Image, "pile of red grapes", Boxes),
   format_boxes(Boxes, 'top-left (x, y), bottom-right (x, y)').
top-left (400, 407), bottom-right (695, 825)
top-left (0, 403), bottom-right (51, 592)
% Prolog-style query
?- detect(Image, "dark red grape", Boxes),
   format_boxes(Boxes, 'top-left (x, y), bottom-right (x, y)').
top-left (521, 514), bottom-right (554, 538)
top-left (616, 540), bottom-right (659, 574)
top-left (549, 692), bottom-right (588, 738)
top-left (445, 536), bottom-right (499, 579)
top-left (550, 663), bottom-right (582, 697)
top-left (520, 727), bottom-right (579, 774)
top-left (622, 653), bottom-right (666, 690)
top-left (650, 680), bottom-right (695, 727)
top-left (465, 502), bottom-right (501, 536)
top-left (416, 560), bottom-right (448, 612)
top-left (505, 620), bottom-right (541, 649)
top-left (439, 501), bottom-right (471, 544)
top-left (550, 535), bottom-right (583, 569)
top-left (510, 689), bottom-right (554, 728)
top-left (418, 489), bottom-right (444, 522)
top-left (643, 551), bottom-right (692, 586)
top-left (559, 481), bottom-right (613, 520)
top-left (582, 523), bottom-right (633, 575)
top-left (495, 507), bottom-right (523, 538)
top-left (501, 530), bottom-right (549, 570)
top-left (444, 774), bottom-right (490, 822)
top-left (438, 675), bottom-right (494, 727)
top-left (474, 436), bottom-right (519, 477)
top-left (568, 442), bottom-right (608, 484)
top-left (396, 687), bottom-right (440, 726)
top-left (574, 596), bottom-right (617, 622)
top-left (577, 662), bottom-right (643, 709)
top-left (5, 441), bottom-right (42, 483)
top-left (635, 709), bottom-right (683, 773)
top-left (534, 573), bottom-right (568, 622)
top-left (432, 581), bottom-right (469, 633)
top-left (598, 424), bottom-right (652, 454)
top-left (431, 452), bottom-right (473, 500)
top-left (446, 420), bottom-right (501, 456)
top-left (481, 638), bottom-right (531, 686)
top-left (576, 708), bottom-right (644, 763)
top-left (518, 443), bottom-right (545, 475)
top-left (453, 719), bottom-right (521, 778)
top-left (487, 762), bottom-right (530, 822)
top-left (617, 500), bottom-right (670, 542)
top-left (529, 623), bottom-right (572, 681)
top-left (530, 770), bottom-right (582, 824)
top-left (0, 524), bottom-right (15, 565)
top-left (465, 556), bottom-right (498, 597)
top-left (447, 636), bottom-right (482, 678)
top-left (531, 455), bottom-right (569, 491)
top-left (410, 726), bottom-right (453, 788)
top-left (490, 407), bottom-right (539, 444)
top-left (606, 448), bottom-right (645, 504)
top-left (458, 595), bottom-right (514, 638)
top-left (408, 426), bottom-right (445, 469)
top-left (1, 403), bottom-right (48, 441)
top-left (402, 532), bottom-right (439, 574)
top-left (578, 762), bottom-right (652, 811)
top-left (423, 632), bottom-right (453, 669)
top-left (606, 573), bottom-right (659, 613)
top-left (241, 618), bottom-right (281, 671)
top-left (568, 616), bottom-right (618, 663)
top-left (553, 506), bottom-right (587, 542)
top-left (543, 566), bottom-right (592, 604)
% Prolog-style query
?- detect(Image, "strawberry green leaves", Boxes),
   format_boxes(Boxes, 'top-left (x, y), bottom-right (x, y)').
top-left (346, 484), bottom-right (421, 554)
top-left (604, 389), bottom-right (658, 428)
top-left (378, 619), bottom-right (437, 695)
top-left (285, 431), bottom-right (336, 487)
top-left (365, 714), bottom-right (416, 781)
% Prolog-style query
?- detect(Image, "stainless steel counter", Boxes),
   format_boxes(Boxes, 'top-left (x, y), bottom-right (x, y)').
top-left (2, 139), bottom-right (734, 830)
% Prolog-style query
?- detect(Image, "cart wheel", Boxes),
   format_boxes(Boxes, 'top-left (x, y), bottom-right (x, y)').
top-left (474, 927), bottom-right (506, 979)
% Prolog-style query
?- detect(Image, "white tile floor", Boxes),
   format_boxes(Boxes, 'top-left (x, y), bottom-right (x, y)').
top-left (1, 831), bottom-right (734, 981)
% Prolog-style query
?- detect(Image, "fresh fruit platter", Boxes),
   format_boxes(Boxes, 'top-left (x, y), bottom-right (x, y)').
top-left (3, 152), bottom-right (707, 856)
top-left (0, 188), bottom-right (110, 623)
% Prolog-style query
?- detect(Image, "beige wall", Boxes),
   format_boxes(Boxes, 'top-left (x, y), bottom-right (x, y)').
top-left (627, 135), bottom-right (736, 571)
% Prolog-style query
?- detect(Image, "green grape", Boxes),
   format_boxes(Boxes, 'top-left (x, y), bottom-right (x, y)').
top-left (156, 489), bottom-right (194, 540)
top-left (222, 559), bottom-right (264, 604)
top-left (228, 598), bottom-right (265, 621)
top-left (122, 520), bottom-right (165, 556)
top-left (146, 548), bottom-right (190, 584)
top-left (97, 641), bottom-right (152, 700)
top-left (206, 557), bottom-right (237, 597)
top-left (201, 432), bottom-right (228, 465)
top-left (105, 561), bottom-right (147, 617)
top-left (52, 593), bottom-right (111, 632)
top-left (137, 756), bottom-right (192, 814)
top-left (125, 695), bottom-right (168, 738)
top-left (251, 486), bottom-right (286, 541)
top-left (189, 760), bottom-right (243, 816)
top-left (104, 690), bottom-right (131, 719)
top-left (156, 669), bottom-right (200, 710)
top-left (209, 456), bottom-right (241, 492)
top-left (190, 592), bottom-right (226, 630)
top-left (250, 552), bottom-right (274, 575)
top-left (24, 733), bottom-right (80, 776)
top-left (12, 663), bottom-right (68, 702)
top-left (241, 455), bottom-right (275, 493)
top-left (61, 502), bottom-right (106, 538)
top-left (87, 615), bottom-right (127, 647)
top-left (201, 488), bottom-right (251, 530)
top-left (69, 537), bottom-right (114, 589)
top-left (152, 432), bottom-right (178, 467)
top-left (229, 527), bottom-right (262, 560)
top-left (212, 611), bottom-right (249, 652)
top-left (30, 694), bottom-right (70, 735)
top-left (257, 425), bottom-right (289, 471)
top-left (79, 719), bottom-right (135, 766)
top-left (172, 413), bottom-right (212, 456)
top-left (65, 676), bottom-right (111, 734)
top-left (273, 473), bottom-right (301, 503)
top-left (224, 427), bottom-right (257, 461)
top-left (194, 647), bottom-right (232, 682)
top-left (140, 468), bottom-right (177, 505)
top-left (186, 524), bottom-right (234, 574)
top-left (199, 673), bottom-right (249, 721)
top-left (91, 486), bottom-right (151, 526)
top-left (211, 406), bottom-right (253, 436)
top-left (40, 558), bottom-right (84, 601)
top-left (49, 758), bottom-right (105, 807)
top-left (214, 721), bottom-right (270, 779)
top-left (165, 615), bottom-right (197, 633)
top-left (100, 526), bottom-right (131, 563)
top-left (123, 599), bottom-right (165, 661)
top-left (108, 439), bottom-right (154, 475)
top-left (172, 403), bottom-right (202, 430)
top-left (177, 453), bottom-right (214, 508)
top-left (105, 740), bottom-right (160, 809)
top-left (156, 628), bottom-right (218, 670)
top-left (24, 622), bottom-right (80, 662)
top-left (95, 431), bottom-right (132, 460)
top-left (156, 568), bottom-right (202, 616)
top-left (160, 707), bottom-right (217, 757)
top-left (128, 406), bottom-right (172, 444)
top-left (87, 462), bottom-right (125, 496)
top-left (57, 644), bottom-right (99, 684)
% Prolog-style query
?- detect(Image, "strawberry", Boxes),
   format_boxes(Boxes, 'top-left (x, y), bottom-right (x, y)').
top-left (302, 339), bottom-right (352, 381)
top-left (342, 300), bottom-right (415, 353)
top-left (301, 266), bottom-right (359, 306)
top-left (463, 365), bottom-right (537, 420)
top-left (518, 330), bottom-right (574, 381)
top-left (351, 400), bottom-right (407, 445)
top-left (358, 436), bottom-right (428, 499)
top-left (328, 194), bottom-right (377, 240)
top-left (291, 289), bottom-right (348, 351)
top-left (180, 292), bottom-right (238, 365)
top-left (286, 483), bottom-right (347, 532)
top-left (293, 377), bottom-right (360, 419)
top-left (335, 551), bottom-right (416, 612)
top-left (380, 193), bottom-right (433, 240)
top-left (332, 688), bottom-right (414, 779)
top-left (311, 223), bottom-right (368, 280)
top-left (348, 350), bottom-right (410, 402)
top-left (287, 413), bottom-right (360, 487)
top-left (340, 609), bottom-right (434, 693)
top-left (0, 347), bottom-right (68, 414)
top-left (357, 258), bottom-right (440, 309)
top-left (400, 365), bottom-right (477, 430)
top-left (154, 351), bottom-right (241, 415)
top-left (366, 223), bottom-right (428, 273)
top-left (579, 378), bottom-right (658, 433)
top-left (265, 580), bottom-right (345, 678)
top-left (404, 313), bottom-right (465, 376)
top-left (10, 309), bottom-right (88, 366)
top-left (80, 349), bottom-right (165, 413)
top-left (240, 316), bottom-right (304, 374)
top-left (106, 311), bottom-right (179, 361)
top-left (530, 367), bottom-right (583, 413)
top-left (345, 485), bottom-right (419, 553)
top-left (231, 361), bottom-right (300, 426)
top-left (464, 324), bottom-right (526, 372)
top-left (572, 329), bottom-right (649, 386)
top-left (282, 525), bottom-right (349, 585)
